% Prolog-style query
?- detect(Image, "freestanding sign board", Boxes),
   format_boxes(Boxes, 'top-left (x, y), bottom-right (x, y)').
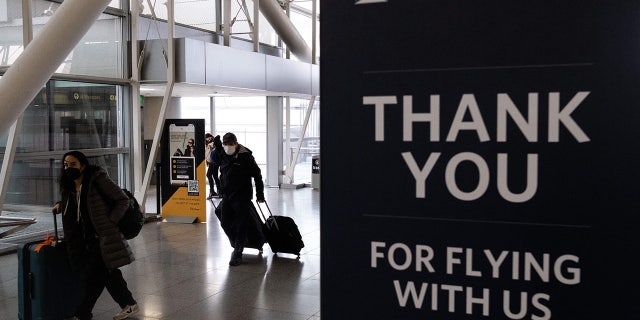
top-left (320, 1), bottom-right (640, 319)
top-left (161, 119), bottom-right (207, 222)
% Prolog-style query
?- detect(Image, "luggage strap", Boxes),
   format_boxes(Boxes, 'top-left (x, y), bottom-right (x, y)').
top-left (34, 236), bottom-right (55, 252)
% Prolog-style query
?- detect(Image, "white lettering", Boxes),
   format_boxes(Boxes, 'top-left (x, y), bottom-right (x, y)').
top-left (467, 287), bottom-right (490, 316)
top-left (394, 280), bottom-right (428, 308)
top-left (503, 290), bottom-right (528, 319)
top-left (554, 254), bottom-right (581, 285)
top-left (531, 293), bottom-right (551, 320)
top-left (371, 241), bottom-right (386, 268)
top-left (403, 95), bottom-right (440, 142)
top-left (446, 247), bottom-right (463, 275)
top-left (401, 152), bottom-right (440, 198)
top-left (388, 243), bottom-right (412, 270)
top-left (446, 94), bottom-right (491, 142)
top-left (548, 91), bottom-right (590, 142)
top-left (497, 93), bottom-right (539, 142)
top-left (445, 152), bottom-right (490, 201)
top-left (363, 95), bottom-right (397, 141)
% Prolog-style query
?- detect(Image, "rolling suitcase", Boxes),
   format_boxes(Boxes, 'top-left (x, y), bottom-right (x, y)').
top-left (245, 202), bottom-right (266, 253)
top-left (17, 212), bottom-right (83, 320)
top-left (255, 200), bottom-right (305, 257)
top-left (213, 199), bottom-right (266, 254)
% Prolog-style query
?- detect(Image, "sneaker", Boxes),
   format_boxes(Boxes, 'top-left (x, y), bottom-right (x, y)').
top-left (113, 304), bottom-right (139, 320)
top-left (229, 251), bottom-right (242, 266)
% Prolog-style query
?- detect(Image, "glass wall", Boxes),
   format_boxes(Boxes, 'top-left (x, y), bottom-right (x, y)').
top-left (180, 97), bottom-right (211, 132)
top-left (141, 0), bottom-right (218, 32)
top-left (214, 96), bottom-right (267, 173)
top-left (1, 1), bottom-right (125, 78)
top-left (0, 80), bottom-right (127, 206)
top-left (138, 0), bottom-right (317, 50)
top-left (0, 1), bottom-right (130, 208)
top-left (284, 97), bottom-right (319, 184)
top-left (0, 0), bottom-right (23, 67)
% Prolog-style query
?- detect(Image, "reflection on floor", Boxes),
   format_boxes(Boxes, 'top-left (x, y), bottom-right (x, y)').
top-left (0, 187), bottom-right (320, 320)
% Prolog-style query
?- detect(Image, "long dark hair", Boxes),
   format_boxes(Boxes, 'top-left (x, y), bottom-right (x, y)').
top-left (58, 150), bottom-right (90, 192)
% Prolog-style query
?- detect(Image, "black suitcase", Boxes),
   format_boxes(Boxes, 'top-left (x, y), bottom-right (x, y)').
top-left (255, 201), bottom-right (305, 257)
top-left (17, 213), bottom-right (83, 320)
top-left (213, 199), bottom-right (265, 254)
top-left (245, 202), bottom-right (266, 253)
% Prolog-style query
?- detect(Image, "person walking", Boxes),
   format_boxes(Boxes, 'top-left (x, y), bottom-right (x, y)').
top-left (205, 133), bottom-right (219, 199)
top-left (218, 132), bottom-right (265, 266)
top-left (52, 150), bottom-right (138, 320)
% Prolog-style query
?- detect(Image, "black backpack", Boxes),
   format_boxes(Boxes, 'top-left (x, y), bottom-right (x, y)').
top-left (119, 188), bottom-right (145, 240)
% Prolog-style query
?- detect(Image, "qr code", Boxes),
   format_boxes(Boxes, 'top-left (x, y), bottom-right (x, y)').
top-left (187, 180), bottom-right (199, 193)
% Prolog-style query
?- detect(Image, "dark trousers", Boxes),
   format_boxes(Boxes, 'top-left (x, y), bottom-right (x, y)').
top-left (75, 244), bottom-right (136, 319)
top-left (207, 164), bottom-right (221, 195)
top-left (220, 200), bottom-right (251, 253)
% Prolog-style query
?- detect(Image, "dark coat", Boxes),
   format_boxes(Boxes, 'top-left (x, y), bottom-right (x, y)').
top-left (212, 136), bottom-right (224, 166)
top-left (60, 165), bottom-right (134, 271)
top-left (219, 144), bottom-right (265, 202)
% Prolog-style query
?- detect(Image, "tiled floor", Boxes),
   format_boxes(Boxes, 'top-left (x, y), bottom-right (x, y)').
top-left (0, 187), bottom-right (320, 320)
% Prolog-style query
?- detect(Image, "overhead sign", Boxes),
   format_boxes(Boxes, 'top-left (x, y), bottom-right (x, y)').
top-left (320, 1), bottom-right (640, 319)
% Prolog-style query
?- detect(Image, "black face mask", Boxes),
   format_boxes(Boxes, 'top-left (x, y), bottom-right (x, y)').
top-left (64, 167), bottom-right (82, 181)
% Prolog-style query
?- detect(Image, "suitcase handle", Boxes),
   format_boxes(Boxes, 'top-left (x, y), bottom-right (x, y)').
top-left (255, 200), bottom-right (279, 231)
top-left (52, 209), bottom-right (61, 246)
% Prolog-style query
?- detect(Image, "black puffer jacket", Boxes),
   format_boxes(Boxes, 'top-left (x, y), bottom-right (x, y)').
top-left (219, 144), bottom-right (265, 202)
top-left (59, 165), bottom-right (134, 270)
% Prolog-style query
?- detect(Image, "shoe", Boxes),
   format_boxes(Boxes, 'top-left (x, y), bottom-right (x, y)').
top-left (113, 304), bottom-right (139, 320)
top-left (229, 251), bottom-right (242, 266)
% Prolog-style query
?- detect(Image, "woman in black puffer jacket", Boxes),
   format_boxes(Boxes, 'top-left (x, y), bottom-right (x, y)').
top-left (53, 151), bottom-right (138, 320)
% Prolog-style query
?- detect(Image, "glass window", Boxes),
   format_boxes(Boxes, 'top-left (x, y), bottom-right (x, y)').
top-left (142, 0), bottom-right (218, 32)
top-left (109, 0), bottom-right (122, 9)
top-left (284, 97), bottom-right (319, 184)
top-left (289, 11), bottom-right (314, 62)
top-left (0, 0), bottom-right (24, 67)
top-left (180, 97), bottom-right (211, 131)
top-left (0, 80), bottom-right (126, 206)
top-left (30, 1), bottom-right (124, 78)
top-left (49, 80), bottom-right (122, 150)
top-left (214, 96), bottom-right (267, 172)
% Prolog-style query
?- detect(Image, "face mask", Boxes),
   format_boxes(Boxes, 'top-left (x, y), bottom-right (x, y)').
top-left (64, 167), bottom-right (82, 181)
top-left (223, 145), bottom-right (236, 155)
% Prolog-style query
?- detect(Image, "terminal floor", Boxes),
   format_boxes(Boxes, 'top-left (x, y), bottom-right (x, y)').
top-left (0, 187), bottom-right (320, 320)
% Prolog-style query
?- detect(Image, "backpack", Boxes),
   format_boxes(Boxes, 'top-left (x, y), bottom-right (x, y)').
top-left (119, 188), bottom-right (145, 240)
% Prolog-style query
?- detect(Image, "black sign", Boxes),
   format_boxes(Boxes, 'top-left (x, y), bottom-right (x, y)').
top-left (321, 1), bottom-right (640, 319)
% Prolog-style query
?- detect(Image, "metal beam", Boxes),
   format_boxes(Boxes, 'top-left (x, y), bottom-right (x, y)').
top-left (257, 0), bottom-right (312, 63)
top-left (136, 0), bottom-right (176, 208)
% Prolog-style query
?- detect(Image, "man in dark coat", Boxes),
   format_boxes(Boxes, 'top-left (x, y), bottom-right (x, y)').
top-left (218, 132), bottom-right (265, 266)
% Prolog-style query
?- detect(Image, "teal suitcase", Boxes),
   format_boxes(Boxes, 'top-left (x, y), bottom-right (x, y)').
top-left (17, 214), bottom-right (83, 319)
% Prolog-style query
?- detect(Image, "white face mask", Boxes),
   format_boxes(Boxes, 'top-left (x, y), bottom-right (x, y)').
top-left (223, 145), bottom-right (236, 155)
